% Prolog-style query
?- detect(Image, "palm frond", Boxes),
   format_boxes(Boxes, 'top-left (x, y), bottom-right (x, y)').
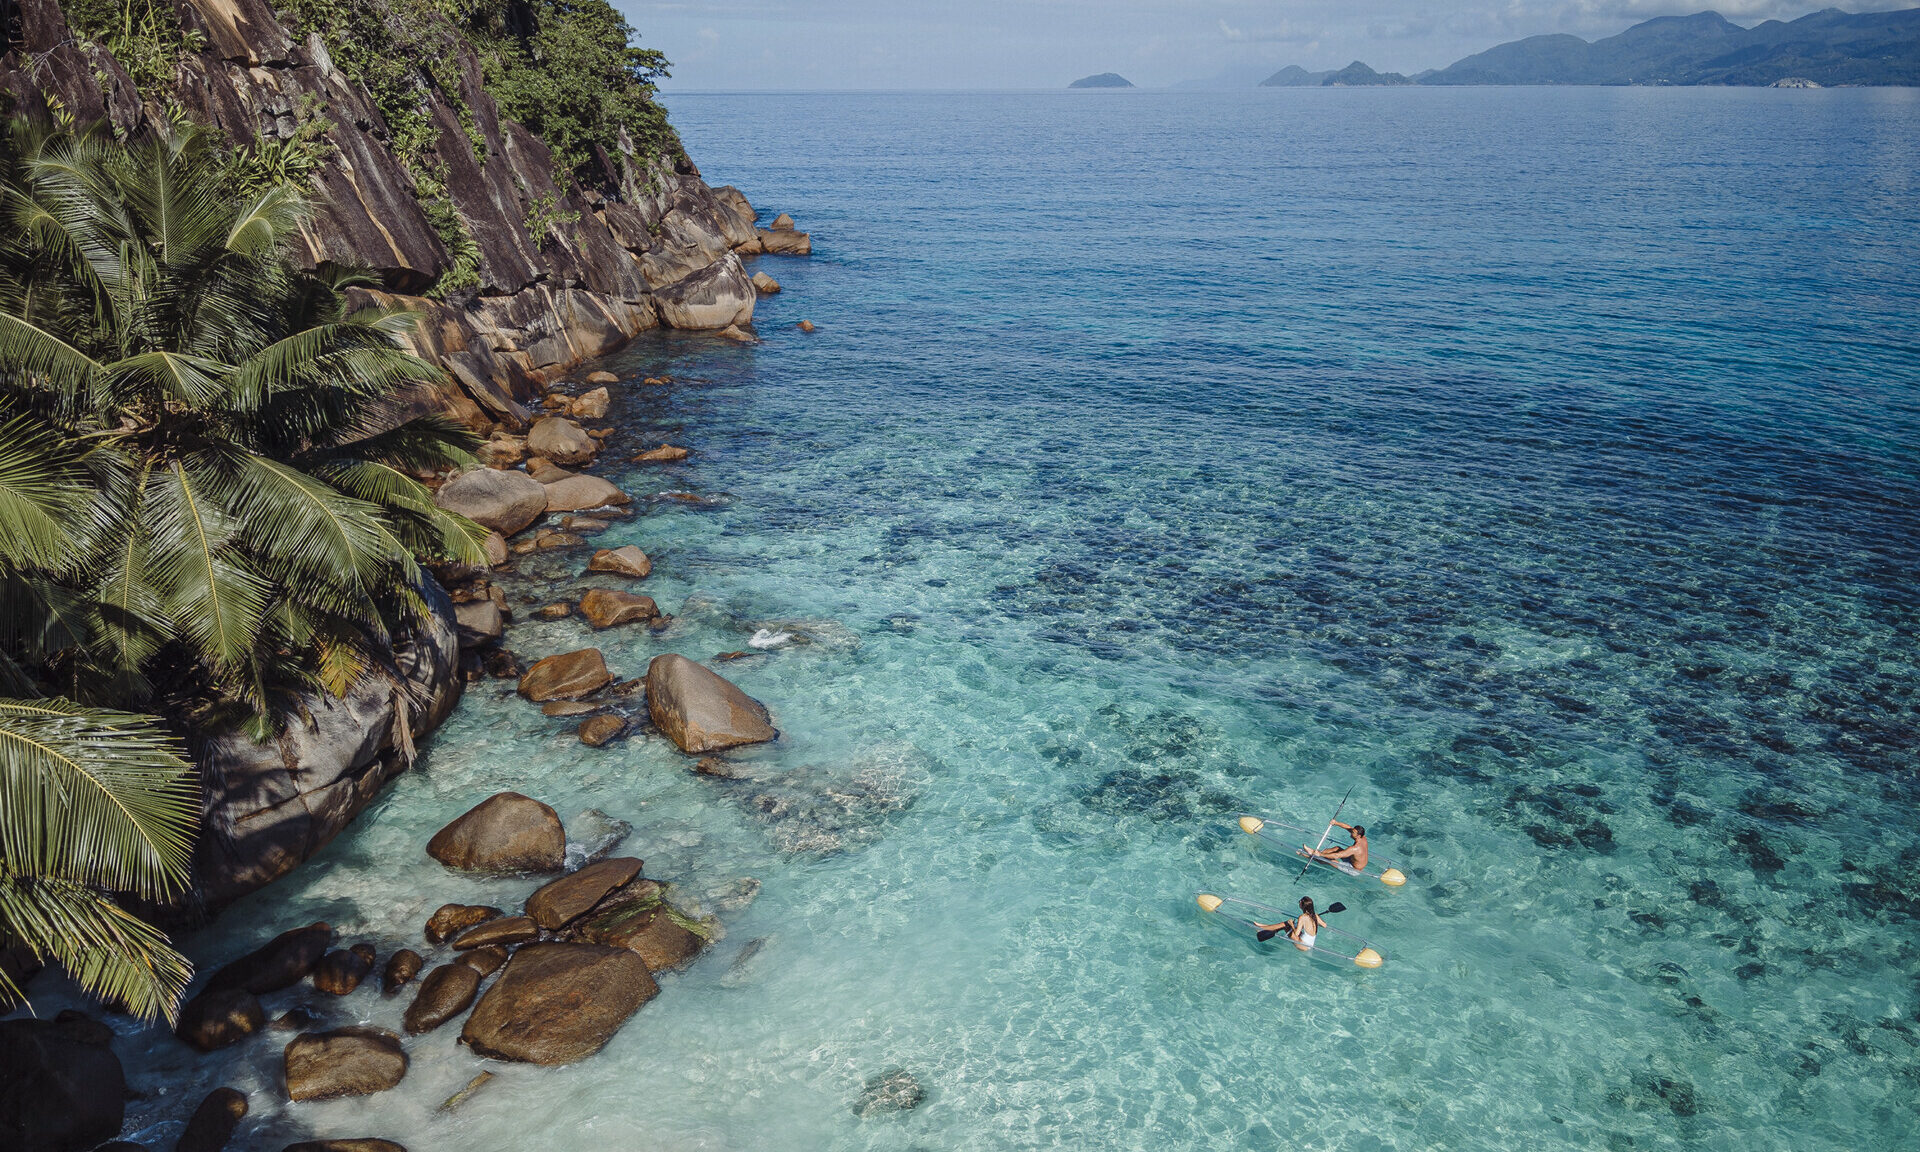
top-left (0, 697), bottom-right (196, 894)
top-left (0, 875), bottom-right (193, 1023)
top-left (143, 462), bottom-right (272, 673)
top-left (0, 413), bottom-right (89, 570)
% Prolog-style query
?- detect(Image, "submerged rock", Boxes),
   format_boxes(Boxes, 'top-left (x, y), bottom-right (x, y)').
top-left (175, 1087), bottom-right (248, 1152)
top-left (579, 588), bottom-right (660, 629)
top-left (0, 1014), bottom-right (125, 1152)
top-left (205, 923), bottom-right (333, 995)
top-left (526, 857), bottom-right (644, 930)
top-left (853, 1068), bottom-right (925, 1116)
top-left (645, 653), bottom-right (777, 754)
top-left (518, 650), bottom-right (613, 702)
top-left (566, 809), bottom-right (632, 867)
top-left (175, 988), bottom-right (266, 1052)
top-left (434, 468), bottom-right (548, 535)
top-left (424, 904), bottom-right (503, 945)
top-left (461, 943), bottom-right (658, 1065)
top-left (283, 1027), bottom-right (407, 1101)
top-left (631, 445), bottom-right (689, 463)
top-left (427, 794), bottom-right (566, 874)
top-left (579, 714), bottom-right (626, 746)
top-left (404, 964), bottom-right (482, 1035)
top-left (564, 880), bottom-right (711, 972)
top-left (587, 546), bottom-right (652, 579)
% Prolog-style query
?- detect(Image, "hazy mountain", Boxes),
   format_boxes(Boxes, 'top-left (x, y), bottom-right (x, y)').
top-left (1069, 73), bottom-right (1134, 88)
top-left (1421, 7), bottom-right (1920, 86)
top-left (1323, 61), bottom-right (1414, 86)
top-left (1259, 65), bottom-right (1334, 87)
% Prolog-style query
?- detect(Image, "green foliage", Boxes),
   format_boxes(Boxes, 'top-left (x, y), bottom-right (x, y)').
top-left (0, 115), bottom-right (486, 734)
top-left (422, 198), bottom-right (481, 298)
top-left (0, 696), bottom-right (197, 1022)
top-left (62, 0), bottom-right (205, 101)
top-left (460, 0), bottom-right (680, 183)
top-left (522, 189), bottom-right (577, 250)
top-left (228, 99), bottom-right (336, 197)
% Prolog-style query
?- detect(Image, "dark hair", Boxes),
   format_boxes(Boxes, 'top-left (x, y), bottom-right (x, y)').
top-left (1298, 896), bottom-right (1315, 915)
top-left (1351, 826), bottom-right (1365, 837)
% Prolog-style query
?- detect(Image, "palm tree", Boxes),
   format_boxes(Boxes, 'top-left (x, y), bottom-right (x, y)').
top-left (0, 114), bottom-right (487, 733)
top-left (0, 696), bottom-right (198, 1022)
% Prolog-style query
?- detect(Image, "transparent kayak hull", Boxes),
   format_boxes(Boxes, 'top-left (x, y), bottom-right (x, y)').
top-left (1236, 814), bottom-right (1407, 886)
top-left (1195, 893), bottom-right (1386, 968)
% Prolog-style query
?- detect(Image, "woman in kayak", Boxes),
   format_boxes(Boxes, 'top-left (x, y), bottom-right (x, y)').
top-left (1310, 822), bottom-right (1368, 873)
top-left (1255, 896), bottom-right (1327, 951)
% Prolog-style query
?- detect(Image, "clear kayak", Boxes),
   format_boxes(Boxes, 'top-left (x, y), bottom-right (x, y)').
top-left (1194, 893), bottom-right (1386, 968)
top-left (1236, 814), bottom-right (1407, 886)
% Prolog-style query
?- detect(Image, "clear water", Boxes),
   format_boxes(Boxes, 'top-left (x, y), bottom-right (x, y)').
top-left (89, 89), bottom-right (1920, 1150)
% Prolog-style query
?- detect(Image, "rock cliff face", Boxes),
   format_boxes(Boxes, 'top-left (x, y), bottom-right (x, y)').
top-left (2, 0), bottom-right (785, 917)
top-left (0, 0), bottom-right (764, 428)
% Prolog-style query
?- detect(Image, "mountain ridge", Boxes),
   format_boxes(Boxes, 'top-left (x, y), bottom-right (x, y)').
top-left (1259, 6), bottom-right (1920, 87)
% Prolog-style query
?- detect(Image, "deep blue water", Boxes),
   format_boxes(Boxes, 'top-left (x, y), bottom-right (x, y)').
top-left (116, 89), bottom-right (1920, 1151)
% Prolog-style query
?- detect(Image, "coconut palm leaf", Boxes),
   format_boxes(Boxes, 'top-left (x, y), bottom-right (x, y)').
top-left (0, 876), bottom-right (193, 1022)
top-left (0, 414), bottom-right (87, 570)
top-left (142, 462), bottom-right (273, 674)
top-left (0, 697), bottom-right (196, 892)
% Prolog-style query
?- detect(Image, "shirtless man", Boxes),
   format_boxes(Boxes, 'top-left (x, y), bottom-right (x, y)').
top-left (1309, 822), bottom-right (1368, 873)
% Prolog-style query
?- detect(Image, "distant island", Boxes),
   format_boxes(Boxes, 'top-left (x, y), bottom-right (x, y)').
top-left (1069, 73), bottom-right (1134, 88)
top-left (1259, 7), bottom-right (1920, 87)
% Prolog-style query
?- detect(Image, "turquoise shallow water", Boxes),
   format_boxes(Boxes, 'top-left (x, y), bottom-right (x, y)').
top-left (98, 89), bottom-right (1920, 1149)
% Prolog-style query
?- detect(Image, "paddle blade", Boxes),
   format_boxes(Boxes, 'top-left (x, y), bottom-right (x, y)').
top-left (1238, 816), bottom-right (1264, 834)
top-left (1196, 894), bottom-right (1223, 913)
top-left (1256, 929), bottom-right (1278, 942)
top-left (1326, 902), bottom-right (1347, 914)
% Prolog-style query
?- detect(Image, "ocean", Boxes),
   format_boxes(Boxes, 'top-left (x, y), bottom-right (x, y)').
top-left (118, 88), bottom-right (1920, 1150)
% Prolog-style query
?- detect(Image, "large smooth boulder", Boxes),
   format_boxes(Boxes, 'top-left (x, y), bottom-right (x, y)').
top-left (587, 546), bottom-right (651, 579)
top-left (645, 654), bottom-right (777, 754)
top-left (427, 794), bottom-right (566, 874)
top-left (460, 943), bottom-right (657, 1065)
top-left (458, 946), bottom-right (509, 977)
top-left (283, 1028), bottom-right (408, 1102)
top-left (424, 904), bottom-right (502, 944)
top-left (544, 474), bottom-right (627, 513)
top-left (653, 255), bottom-right (755, 330)
top-left (188, 578), bottom-right (461, 916)
top-left (751, 271), bottom-right (781, 295)
top-left (0, 1014), bottom-right (125, 1152)
top-left (579, 714), bottom-right (626, 747)
top-left (205, 923), bottom-right (333, 995)
top-left (435, 469), bottom-right (548, 535)
top-left (175, 988), bottom-right (266, 1052)
top-left (176, 1087), bottom-right (248, 1152)
top-left (451, 915), bottom-right (538, 950)
top-left (525, 857), bottom-right (643, 930)
top-left (404, 964), bottom-right (482, 1035)
top-left (526, 417), bottom-right (596, 466)
top-left (518, 650), bottom-right (613, 702)
top-left (578, 589), bottom-right (659, 630)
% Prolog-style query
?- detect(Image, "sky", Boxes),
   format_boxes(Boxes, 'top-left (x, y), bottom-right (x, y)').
top-left (622, 1), bottom-right (1915, 89)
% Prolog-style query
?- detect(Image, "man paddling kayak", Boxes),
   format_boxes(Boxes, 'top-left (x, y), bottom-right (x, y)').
top-left (1307, 822), bottom-right (1368, 873)
top-left (1254, 896), bottom-right (1327, 951)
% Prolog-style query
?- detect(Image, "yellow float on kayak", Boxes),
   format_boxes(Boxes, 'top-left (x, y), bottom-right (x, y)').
top-left (1237, 814), bottom-right (1407, 886)
top-left (1195, 893), bottom-right (1387, 969)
